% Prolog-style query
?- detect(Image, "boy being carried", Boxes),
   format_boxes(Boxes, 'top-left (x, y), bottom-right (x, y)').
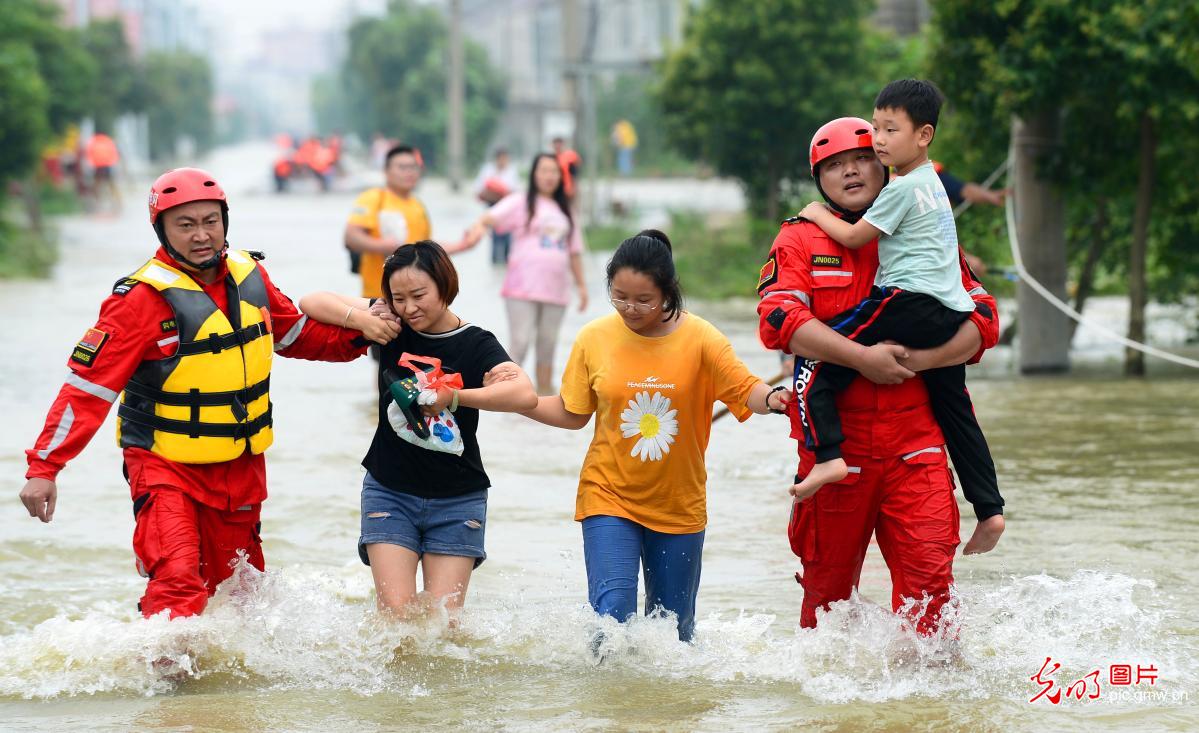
top-left (795, 79), bottom-right (1004, 554)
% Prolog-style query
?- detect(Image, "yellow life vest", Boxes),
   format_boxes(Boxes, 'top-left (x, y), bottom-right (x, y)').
top-left (116, 250), bottom-right (275, 463)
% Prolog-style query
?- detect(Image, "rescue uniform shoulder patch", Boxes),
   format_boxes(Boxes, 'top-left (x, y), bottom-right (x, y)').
top-left (811, 254), bottom-right (843, 267)
top-left (247, 250), bottom-right (266, 261)
top-left (160, 319), bottom-right (177, 332)
top-left (112, 278), bottom-right (140, 296)
top-left (766, 307), bottom-right (788, 330)
top-left (757, 256), bottom-right (779, 293)
top-left (70, 327), bottom-right (110, 368)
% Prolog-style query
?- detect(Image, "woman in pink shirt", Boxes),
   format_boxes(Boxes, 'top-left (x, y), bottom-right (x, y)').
top-left (466, 153), bottom-right (589, 393)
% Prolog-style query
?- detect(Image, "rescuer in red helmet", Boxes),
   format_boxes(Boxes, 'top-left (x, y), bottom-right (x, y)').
top-left (18, 168), bottom-right (391, 618)
top-left (756, 117), bottom-right (1002, 634)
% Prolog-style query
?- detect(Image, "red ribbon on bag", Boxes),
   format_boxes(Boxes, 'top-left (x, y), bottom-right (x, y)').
top-left (397, 352), bottom-right (464, 392)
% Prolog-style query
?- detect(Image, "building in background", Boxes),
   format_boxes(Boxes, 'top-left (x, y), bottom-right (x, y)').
top-left (52, 0), bottom-right (210, 172)
top-left (457, 0), bottom-right (685, 159)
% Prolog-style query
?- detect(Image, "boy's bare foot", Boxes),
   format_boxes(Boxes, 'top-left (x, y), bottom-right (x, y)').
top-left (963, 514), bottom-right (1005, 555)
top-left (789, 458), bottom-right (848, 503)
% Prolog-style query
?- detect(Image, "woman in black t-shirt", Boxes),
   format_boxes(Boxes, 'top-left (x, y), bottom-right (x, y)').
top-left (300, 241), bottom-right (536, 620)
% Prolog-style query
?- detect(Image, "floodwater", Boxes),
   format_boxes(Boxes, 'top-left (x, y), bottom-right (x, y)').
top-left (1, 146), bottom-right (1196, 732)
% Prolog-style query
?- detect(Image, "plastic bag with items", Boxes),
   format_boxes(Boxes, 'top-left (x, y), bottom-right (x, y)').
top-left (384, 353), bottom-right (465, 455)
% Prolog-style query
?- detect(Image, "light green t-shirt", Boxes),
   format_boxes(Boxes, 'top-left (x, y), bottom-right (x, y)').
top-left (862, 161), bottom-right (974, 312)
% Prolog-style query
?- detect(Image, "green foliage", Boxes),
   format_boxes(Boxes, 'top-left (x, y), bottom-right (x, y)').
top-left (931, 0), bottom-right (1199, 302)
top-left (0, 0), bottom-right (94, 135)
top-left (0, 0), bottom-right (96, 186)
top-left (656, 0), bottom-right (875, 221)
top-left (0, 43), bottom-right (49, 186)
top-left (325, 0), bottom-right (507, 170)
top-left (670, 213), bottom-right (778, 301)
top-left (144, 51), bottom-right (215, 160)
top-left (81, 19), bottom-right (145, 134)
top-left (594, 74), bottom-right (696, 176)
top-left (0, 218), bottom-right (58, 278)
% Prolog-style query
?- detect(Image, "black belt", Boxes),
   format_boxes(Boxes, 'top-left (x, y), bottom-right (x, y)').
top-left (118, 403), bottom-right (273, 440)
top-left (176, 322), bottom-right (270, 356)
top-left (123, 377), bottom-right (270, 408)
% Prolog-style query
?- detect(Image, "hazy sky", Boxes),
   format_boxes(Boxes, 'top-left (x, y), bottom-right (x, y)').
top-left (202, 0), bottom-right (386, 63)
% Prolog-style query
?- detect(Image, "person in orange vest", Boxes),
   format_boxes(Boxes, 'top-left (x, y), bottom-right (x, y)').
top-left (552, 137), bottom-right (581, 202)
top-left (309, 143), bottom-right (336, 193)
top-left (85, 132), bottom-right (122, 211)
top-left (18, 168), bottom-right (391, 619)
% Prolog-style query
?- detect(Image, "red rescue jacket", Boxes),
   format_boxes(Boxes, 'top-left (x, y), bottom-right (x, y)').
top-left (26, 247), bottom-right (369, 510)
top-left (756, 218), bottom-right (1000, 471)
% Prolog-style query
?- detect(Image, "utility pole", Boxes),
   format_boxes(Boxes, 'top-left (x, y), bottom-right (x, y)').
top-left (1010, 113), bottom-right (1070, 373)
top-left (561, 0), bottom-right (599, 218)
top-left (447, 0), bottom-right (465, 191)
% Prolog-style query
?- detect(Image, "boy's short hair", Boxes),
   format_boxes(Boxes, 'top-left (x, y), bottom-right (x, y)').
top-left (874, 79), bottom-right (945, 130)
top-left (384, 144), bottom-right (418, 169)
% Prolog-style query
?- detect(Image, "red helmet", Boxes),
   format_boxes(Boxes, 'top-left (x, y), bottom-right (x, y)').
top-left (148, 167), bottom-right (227, 225)
top-left (809, 117), bottom-right (874, 176)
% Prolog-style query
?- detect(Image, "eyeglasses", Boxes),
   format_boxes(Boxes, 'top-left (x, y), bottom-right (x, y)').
top-left (609, 298), bottom-right (659, 315)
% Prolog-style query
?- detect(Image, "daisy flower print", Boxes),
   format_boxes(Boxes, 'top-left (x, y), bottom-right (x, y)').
top-left (620, 391), bottom-right (678, 462)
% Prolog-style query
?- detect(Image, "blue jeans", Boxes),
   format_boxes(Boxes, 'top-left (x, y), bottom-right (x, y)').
top-left (581, 515), bottom-right (705, 642)
top-left (358, 472), bottom-right (488, 567)
top-left (491, 231), bottom-right (511, 264)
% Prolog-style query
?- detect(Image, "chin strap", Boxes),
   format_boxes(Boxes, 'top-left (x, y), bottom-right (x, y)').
top-left (153, 204), bottom-right (231, 271)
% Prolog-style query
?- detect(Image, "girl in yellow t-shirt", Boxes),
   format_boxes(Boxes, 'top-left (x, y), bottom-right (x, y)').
top-left (521, 229), bottom-right (791, 643)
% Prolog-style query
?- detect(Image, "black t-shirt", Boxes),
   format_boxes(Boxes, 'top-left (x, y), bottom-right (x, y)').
top-left (937, 169), bottom-right (966, 208)
top-left (362, 323), bottom-right (511, 498)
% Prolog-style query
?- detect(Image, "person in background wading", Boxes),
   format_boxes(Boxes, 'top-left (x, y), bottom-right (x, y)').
top-left (472, 147), bottom-right (521, 264)
top-left (462, 152), bottom-right (589, 395)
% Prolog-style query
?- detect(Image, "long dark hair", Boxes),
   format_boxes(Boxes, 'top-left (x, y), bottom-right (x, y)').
top-left (606, 229), bottom-right (683, 322)
top-left (380, 240), bottom-right (459, 311)
top-left (526, 152), bottom-right (573, 237)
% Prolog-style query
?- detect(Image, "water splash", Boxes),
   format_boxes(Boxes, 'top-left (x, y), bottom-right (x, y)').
top-left (0, 560), bottom-right (1194, 710)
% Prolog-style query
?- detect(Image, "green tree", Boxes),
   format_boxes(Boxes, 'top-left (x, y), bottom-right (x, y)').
top-left (81, 19), bottom-right (146, 134)
top-left (144, 51), bottom-right (215, 160)
top-left (1, 0), bottom-right (94, 135)
top-left (932, 0), bottom-right (1199, 373)
top-left (0, 45), bottom-right (48, 186)
top-left (0, 0), bottom-right (97, 276)
top-left (331, 0), bottom-right (506, 170)
top-left (656, 0), bottom-right (875, 223)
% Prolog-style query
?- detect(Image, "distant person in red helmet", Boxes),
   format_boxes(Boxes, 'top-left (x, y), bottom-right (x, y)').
top-left (757, 115), bottom-right (1002, 635)
top-left (18, 168), bottom-right (393, 619)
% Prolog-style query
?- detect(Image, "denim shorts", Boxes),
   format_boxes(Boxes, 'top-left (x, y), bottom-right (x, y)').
top-left (358, 472), bottom-right (488, 567)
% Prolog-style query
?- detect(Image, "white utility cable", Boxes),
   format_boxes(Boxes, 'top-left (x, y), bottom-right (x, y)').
top-left (1003, 176), bottom-right (1199, 369)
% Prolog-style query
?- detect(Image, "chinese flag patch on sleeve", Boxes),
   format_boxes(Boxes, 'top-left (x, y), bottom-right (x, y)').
top-left (757, 256), bottom-right (778, 293)
top-left (70, 327), bottom-right (110, 367)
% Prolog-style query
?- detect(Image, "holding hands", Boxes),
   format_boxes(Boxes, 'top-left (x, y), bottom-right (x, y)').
top-left (347, 304), bottom-right (401, 344)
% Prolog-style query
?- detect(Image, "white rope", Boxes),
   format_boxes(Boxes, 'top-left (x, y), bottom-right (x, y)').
top-left (952, 159), bottom-right (1010, 218)
top-left (1003, 175), bottom-right (1199, 369)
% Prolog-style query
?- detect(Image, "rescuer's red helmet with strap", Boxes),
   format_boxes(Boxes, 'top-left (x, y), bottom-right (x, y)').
top-left (147, 168), bottom-right (229, 270)
top-left (808, 117), bottom-right (888, 220)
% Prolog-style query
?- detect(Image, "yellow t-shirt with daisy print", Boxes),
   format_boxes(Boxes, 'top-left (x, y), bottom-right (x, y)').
top-left (560, 312), bottom-right (761, 534)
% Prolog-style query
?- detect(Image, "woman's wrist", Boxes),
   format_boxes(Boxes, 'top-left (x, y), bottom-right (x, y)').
top-left (766, 385), bottom-right (787, 414)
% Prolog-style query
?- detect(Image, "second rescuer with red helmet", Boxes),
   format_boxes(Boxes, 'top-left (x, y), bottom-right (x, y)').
top-left (757, 118), bottom-right (1001, 634)
top-left (18, 168), bottom-right (385, 618)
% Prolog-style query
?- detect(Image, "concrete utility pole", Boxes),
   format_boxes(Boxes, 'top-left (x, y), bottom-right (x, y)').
top-left (561, 0), bottom-right (599, 218)
top-left (1010, 113), bottom-right (1071, 373)
top-left (447, 0), bottom-right (465, 190)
